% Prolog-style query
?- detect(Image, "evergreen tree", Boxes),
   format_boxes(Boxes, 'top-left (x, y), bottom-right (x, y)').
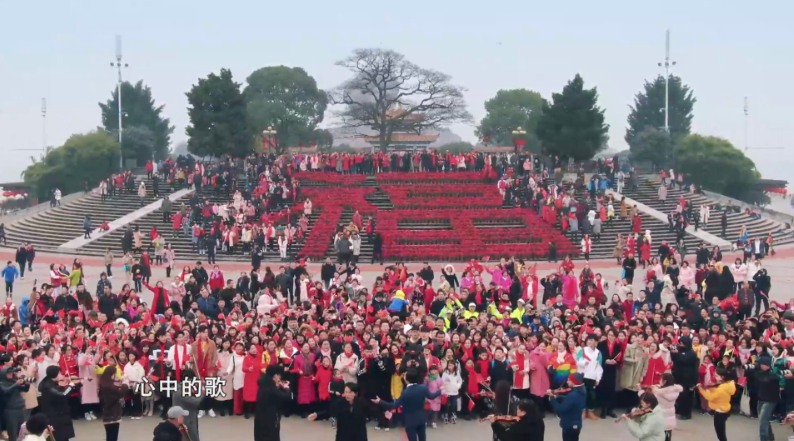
top-left (625, 75), bottom-right (695, 146)
top-left (185, 69), bottom-right (252, 158)
top-left (536, 74), bottom-right (608, 160)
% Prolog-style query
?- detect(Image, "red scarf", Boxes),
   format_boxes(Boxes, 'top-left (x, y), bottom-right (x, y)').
top-left (513, 351), bottom-right (528, 389)
top-left (173, 344), bottom-right (186, 381)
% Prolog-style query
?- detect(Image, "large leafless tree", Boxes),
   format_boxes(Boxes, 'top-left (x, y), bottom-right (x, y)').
top-left (329, 49), bottom-right (472, 149)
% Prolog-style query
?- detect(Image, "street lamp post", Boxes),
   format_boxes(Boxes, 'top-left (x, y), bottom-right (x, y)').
top-left (658, 29), bottom-right (677, 134)
top-left (511, 127), bottom-right (526, 154)
top-left (262, 127), bottom-right (277, 153)
top-left (110, 35), bottom-right (129, 170)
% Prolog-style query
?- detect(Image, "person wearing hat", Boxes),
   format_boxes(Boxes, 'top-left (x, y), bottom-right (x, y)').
top-left (153, 406), bottom-right (189, 441)
top-left (549, 372), bottom-right (587, 441)
top-left (36, 365), bottom-right (76, 441)
top-left (0, 365), bottom-right (30, 441)
top-left (254, 364), bottom-right (293, 441)
top-left (752, 355), bottom-right (781, 441)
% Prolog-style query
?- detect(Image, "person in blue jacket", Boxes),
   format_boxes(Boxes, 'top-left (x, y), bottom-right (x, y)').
top-left (549, 372), bottom-right (588, 441)
top-left (2, 261), bottom-right (19, 296)
top-left (372, 368), bottom-right (442, 441)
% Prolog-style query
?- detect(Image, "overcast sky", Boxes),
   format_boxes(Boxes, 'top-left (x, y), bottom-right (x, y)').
top-left (2, 0), bottom-right (792, 186)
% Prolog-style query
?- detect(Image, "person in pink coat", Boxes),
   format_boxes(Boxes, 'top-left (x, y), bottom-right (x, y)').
top-left (425, 365), bottom-right (444, 428)
top-left (678, 261), bottom-right (695, 290)
top-left (77, 349), bottom-right (100, 420)
top-left (560, 273), bottom-right (579, 308)
top-left (529, 342), bottom-right (551, 414)
top-left (256, 290), bottom-right (280, 315)
top-left (643, 373), bottom-right (682, 438)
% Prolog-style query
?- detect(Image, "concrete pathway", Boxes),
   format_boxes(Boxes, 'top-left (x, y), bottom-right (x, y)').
top-left (606, 189), bottom-right (731, 247)
top-left (58, 188), bottom-right (194, 251)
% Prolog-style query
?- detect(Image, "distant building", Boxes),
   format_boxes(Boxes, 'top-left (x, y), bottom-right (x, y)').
top-left (356, 105), bottom-right (440, 151)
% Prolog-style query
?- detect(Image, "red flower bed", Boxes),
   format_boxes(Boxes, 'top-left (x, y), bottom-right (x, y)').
top-left (376, 208), bottom-right (578, 261)
top-left (381, 184), bottom-right (502, 208)
top-left (294, 174), bottom-right (579, 261)
top-left (292, 172), bottom-right (367, 186)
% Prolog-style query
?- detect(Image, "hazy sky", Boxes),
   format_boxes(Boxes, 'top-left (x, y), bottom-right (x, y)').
top-left (2, 1), bottom-right (793, 186)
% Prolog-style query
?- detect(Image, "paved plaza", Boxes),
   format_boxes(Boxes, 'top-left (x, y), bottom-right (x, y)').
top-left (65, 409), bottom-right (790, 440)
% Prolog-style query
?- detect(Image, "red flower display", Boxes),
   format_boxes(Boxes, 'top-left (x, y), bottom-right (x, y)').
top-left (292, 172), bottom-right (367, 186)
top-left (381, 185), bottom-right (502, 208)
top-left (293, 172), bottom-right (578, 261)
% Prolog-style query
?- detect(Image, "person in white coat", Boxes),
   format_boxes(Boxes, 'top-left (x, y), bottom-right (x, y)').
top-left (441, 362), bottom-right (462, 423)
top-left (123, 352), bottom-right (146, 419)
top-left (576, 335), bottom-right (604, 419)
top-left (225, 342), bottom-right (247, 416)
top-left (277, 234), bottom-right (288, 261)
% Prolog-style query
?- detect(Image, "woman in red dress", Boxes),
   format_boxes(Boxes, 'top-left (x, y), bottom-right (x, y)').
top-left (641, 342), bottom-right (670, 387)
top-left (242, 343), bottom-right (261, 418)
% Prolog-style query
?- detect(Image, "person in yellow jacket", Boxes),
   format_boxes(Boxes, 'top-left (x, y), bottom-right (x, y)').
top-left (486, 303), bottom-right (504, 319)
top-left (696, 369), bottom-right (736, 441)
top-left (462, 303), bottom-right (480, 320)
top-left (509, 299), bottom-right (527, 322)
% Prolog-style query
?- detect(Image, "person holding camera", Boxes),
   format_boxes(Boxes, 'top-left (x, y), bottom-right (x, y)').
top-left (0, 365), bottom-right (31, 441)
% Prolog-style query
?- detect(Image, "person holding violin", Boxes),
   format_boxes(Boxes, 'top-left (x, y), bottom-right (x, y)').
top-left (37, 365), bottom-right (77, 441)
top-left (153, 406), bottom-right (190, 441)
top-left (483, 399), bottom-right (545, 441)
top-left (617, 392), bottom-right (665, 441)
top-left (696, 368), bottom-right (737, 441)
top-left (548, 373), bottom-right (587, 441)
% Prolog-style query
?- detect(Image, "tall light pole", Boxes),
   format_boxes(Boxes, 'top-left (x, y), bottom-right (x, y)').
top-left (262, 127), bottom-right (277, 152)
top-left (744, 97), bottom-right (750, 152)
top-left (658, 29), bottom-right (676, 133)
top-left (110, 35), bottom-right (128, 169)
top-left (41, 98), bottom-right (47, 152)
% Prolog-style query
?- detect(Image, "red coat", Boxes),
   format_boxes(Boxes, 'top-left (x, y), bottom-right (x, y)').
top-left (314, 364), bottom-right (333, 401)
top-left (242, 354), bottom-right (261, 402)
top-left (640, 242), bottom-right (651, 261)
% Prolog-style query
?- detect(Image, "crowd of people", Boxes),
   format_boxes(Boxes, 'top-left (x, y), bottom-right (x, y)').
top-left (0, 241), bottom-right (790, 441)
top-left (2, 152), bottom-right (794, 441)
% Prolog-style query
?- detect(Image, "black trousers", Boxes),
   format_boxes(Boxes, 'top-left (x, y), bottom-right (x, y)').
top-left (106, 264), bottom-right (113, 277)
top-left (105, 422), bottom-right (120, 441)
top-left (562, 427), bottom-right (581, 441)
top-left (675, 387), bottom-right (694, 418)
top-left (713, 412), bottom-right (729, 441)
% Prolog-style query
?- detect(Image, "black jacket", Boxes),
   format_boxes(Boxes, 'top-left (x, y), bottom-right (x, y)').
top-left (98, 293), bottom-right (120, 318)
top-left (671, 338), bottom-right (699, 387)
top-left (491, 415), bottom-right (545, 441)
top-left (37, 378), bottom-right (75, 440)
top-left (0, 378), bottom-right (29, 410)
top-left (14, 248), bottom-right (27, 263)
top-left (755, 368), bottom-right (781, 403)
top-left (418, 267), bottom-right (435, 284)
top-left (328, 398), bottom-right (369, 441)
top-left (321, 263), bottom-right (337, 282)
top-left (254, 374), bottom-right (293, 441)
top-left (152, 421), bottom-right (183, 441)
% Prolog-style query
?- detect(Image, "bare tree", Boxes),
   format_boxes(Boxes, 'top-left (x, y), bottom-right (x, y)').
top-left (329, 48), bottom-right (472, 150)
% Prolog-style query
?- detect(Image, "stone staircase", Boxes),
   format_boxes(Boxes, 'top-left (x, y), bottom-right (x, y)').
top-left (2, 178), bottom-right (177, 253)
top-left (622, 176), bottom-right (794, 247)
top-left (80, 178), bottom-right (320, 262)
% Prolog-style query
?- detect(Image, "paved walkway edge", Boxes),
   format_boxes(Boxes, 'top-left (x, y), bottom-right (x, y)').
top-left (58, 188), bottom-right (195, 251)
top-left (606, 189), bottom-right (732, 247)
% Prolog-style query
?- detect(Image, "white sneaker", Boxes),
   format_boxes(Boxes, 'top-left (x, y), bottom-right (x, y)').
top-left (384, 428), bottom-right (390, 432)
top-left (198, 410), bottom-right (205, 419)
top-left (90, 412), bottom-right (97, 420)
top-left (85, 412), bottom-right (92, 421)
top-left (208, 409), bottom-right (216, 418)
top-left (431, 422), bottom-right (437, 429)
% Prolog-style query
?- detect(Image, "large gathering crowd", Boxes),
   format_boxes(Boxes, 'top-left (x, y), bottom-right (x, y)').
top-left (0, 151), bottom-right (793, 441)
top-left (0, 242), bottom-right (790, 441)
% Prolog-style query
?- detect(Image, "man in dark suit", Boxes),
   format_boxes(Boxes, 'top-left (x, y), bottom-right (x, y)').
top-left (372, 369), bottom-right (442, 441)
